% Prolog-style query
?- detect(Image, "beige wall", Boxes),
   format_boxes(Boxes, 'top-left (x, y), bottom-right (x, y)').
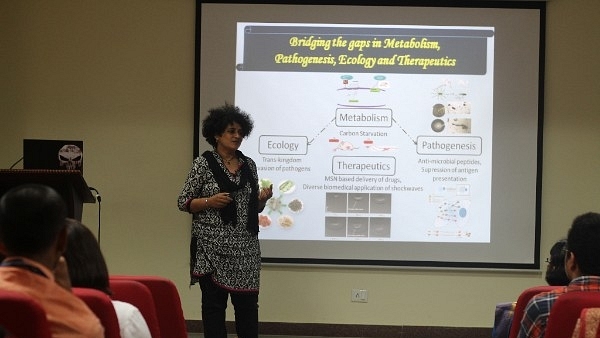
top-left (1, 0), bottom-right (599, 329)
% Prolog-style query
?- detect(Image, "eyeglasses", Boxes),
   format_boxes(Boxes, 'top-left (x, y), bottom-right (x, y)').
top-left (545, 258), bottom-right (551, 263)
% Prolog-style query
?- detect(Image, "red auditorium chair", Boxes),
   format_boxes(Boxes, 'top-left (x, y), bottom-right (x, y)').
top-left (571, 307), bottom-right (600, 338)
top-left (0, 289), bottom-right (52, 338)
top-left (545, 291), bottom-right (600, 338)
top-left (508, 285), bottom-right (560, 338)
top-left (109, 278), bottom-right (162, 338)
top-left (111, 275), bottom-right (188, 338)
top-left (72, 287), bottom-right (122, 338)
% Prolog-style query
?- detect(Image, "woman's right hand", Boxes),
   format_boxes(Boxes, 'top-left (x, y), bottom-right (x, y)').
top-left (208, 192), bottom-right (233, 209)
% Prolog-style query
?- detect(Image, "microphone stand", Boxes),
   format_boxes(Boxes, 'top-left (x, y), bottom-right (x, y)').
top-left (89, 187), bottom-right (102, 245)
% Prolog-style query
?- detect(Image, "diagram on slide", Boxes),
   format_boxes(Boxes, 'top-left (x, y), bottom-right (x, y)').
top-left (236, 22), bottom-right (494, 243)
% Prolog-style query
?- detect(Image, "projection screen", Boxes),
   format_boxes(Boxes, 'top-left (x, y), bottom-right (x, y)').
top-left (195, 1), bottom-right (545, 269)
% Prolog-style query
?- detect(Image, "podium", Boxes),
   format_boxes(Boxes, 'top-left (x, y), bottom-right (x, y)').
top-left (0, 169), bottom-right (95, 221)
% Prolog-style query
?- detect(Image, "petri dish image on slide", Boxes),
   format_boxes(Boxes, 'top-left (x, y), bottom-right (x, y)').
top-left (369, 217), bottom-right (391, 238)
top-left (325, 217), bottom-right (347, 237)
top-left (348, 193), bottom-right (369, 213)
top-left (347, 217), bottom-right (368, 237)
top-left (370, 193), bottom-right (392, 214)
top-left (326, 192), bottom-right (348, 213)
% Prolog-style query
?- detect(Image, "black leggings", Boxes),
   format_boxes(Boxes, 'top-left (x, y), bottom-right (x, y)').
top-left (199, 274), bottom-right (259, 338)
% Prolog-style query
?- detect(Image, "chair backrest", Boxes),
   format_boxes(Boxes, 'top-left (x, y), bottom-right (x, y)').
top-left (571, 307), bottom-right (600, 338)
top-left (111, 275), bottom-right (188, 338)
top-left (109, 278), bottom-right (162, 338)
top-left (72, 287), bottom-right (122, 338)
top-left (508, 285), bottom-right (560, 338)
top-left (545, 291), bottom-right (600, 338)
top-left (0, 289), bottom-right (52, 338)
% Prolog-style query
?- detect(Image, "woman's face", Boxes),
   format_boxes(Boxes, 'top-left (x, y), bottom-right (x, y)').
top-left (216, 122), bottom-right (244, 151)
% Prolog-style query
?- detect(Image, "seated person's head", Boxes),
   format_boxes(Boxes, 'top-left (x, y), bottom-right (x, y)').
top-left (565, 212), bottom-right (600, 280)
top-left (62, 218), bottom-right (112, 295)
top-left (545, 239), bottom-right (569, 286)
top-left (0, 184), bottom-right (67, 263)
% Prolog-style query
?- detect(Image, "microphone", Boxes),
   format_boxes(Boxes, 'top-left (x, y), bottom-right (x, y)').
top-left (89, 187), bottom-right (101, 203)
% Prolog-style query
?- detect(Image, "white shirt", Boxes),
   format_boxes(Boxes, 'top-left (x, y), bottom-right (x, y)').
top-left (111, 300), bottom-right (152, 338)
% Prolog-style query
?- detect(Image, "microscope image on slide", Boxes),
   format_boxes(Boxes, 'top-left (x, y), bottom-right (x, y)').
top-left (429, 79), bottom-right (472, 135)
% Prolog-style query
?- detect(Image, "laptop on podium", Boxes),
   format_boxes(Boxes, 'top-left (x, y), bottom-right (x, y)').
top-left (23, 139), bottom-right (84, 174)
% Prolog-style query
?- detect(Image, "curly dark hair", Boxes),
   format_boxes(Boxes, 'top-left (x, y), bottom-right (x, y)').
top-left (567, 212), bottom-right (600, 276)
top-left (201, 103), bottom-right (254, 147)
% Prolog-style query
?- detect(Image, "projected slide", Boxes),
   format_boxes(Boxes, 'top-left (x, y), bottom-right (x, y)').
top-left (236, 23), bottom-right (494, 243)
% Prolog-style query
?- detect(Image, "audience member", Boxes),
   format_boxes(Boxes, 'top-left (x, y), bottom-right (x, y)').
top-left (492, 238), bottom-right (570, 338)
top-left (0, 184), bottom-right (103, 338)
top-left (545, 239), bottom-right (569, 286)
top-left (63, 218), bottom-right (152, 338)
top-left (519, 212), bottom-right (600, 338)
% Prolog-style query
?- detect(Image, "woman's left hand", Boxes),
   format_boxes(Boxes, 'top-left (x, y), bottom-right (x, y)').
top-left (259, 184), bottom-right (273, 202)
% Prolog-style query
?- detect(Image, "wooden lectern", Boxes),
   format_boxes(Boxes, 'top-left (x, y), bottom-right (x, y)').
top-left (0, 169), bottom-right (95, 221)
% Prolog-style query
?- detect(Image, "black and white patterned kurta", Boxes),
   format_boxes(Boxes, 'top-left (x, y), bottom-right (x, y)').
top-left (178, 151), bottom-right (261, 292)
